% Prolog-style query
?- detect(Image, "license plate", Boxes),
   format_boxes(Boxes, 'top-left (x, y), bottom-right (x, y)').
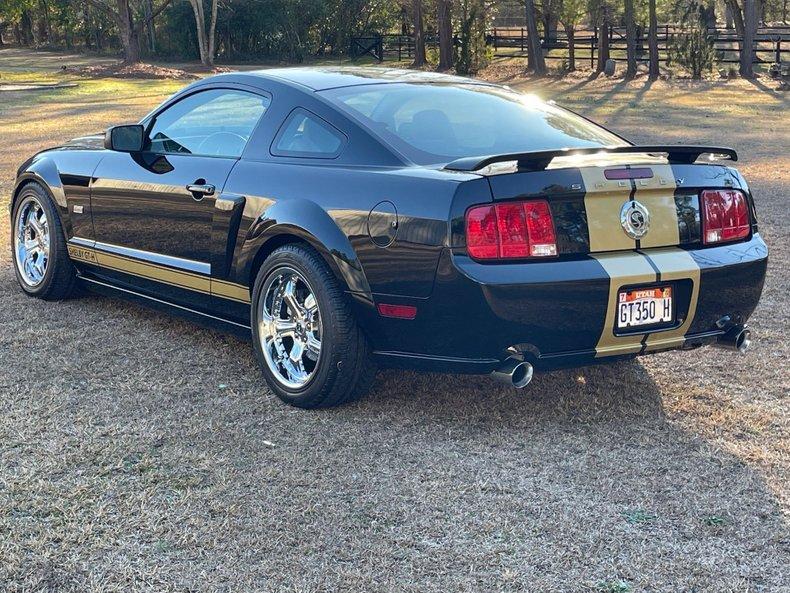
top-left (617, 286), bottom-right (673, 329)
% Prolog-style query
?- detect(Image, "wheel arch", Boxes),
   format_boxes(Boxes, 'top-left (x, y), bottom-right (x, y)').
top-left (11, 157), bottom-right (72, 237)
top-left (239, 200), bottom-right (372, 300)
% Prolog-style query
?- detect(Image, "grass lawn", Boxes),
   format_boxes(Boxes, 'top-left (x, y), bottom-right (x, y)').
top-left (0, 48), bottom-right (787, 592)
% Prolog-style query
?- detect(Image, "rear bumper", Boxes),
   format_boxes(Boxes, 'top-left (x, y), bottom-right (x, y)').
top-left (364, 234), bottom-right (768, 373)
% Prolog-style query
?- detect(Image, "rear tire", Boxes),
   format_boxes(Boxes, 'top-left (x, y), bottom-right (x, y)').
top-left (10, 182), bottom-right (78, 300)
top-left (251, 243), bottom-right (377, 408)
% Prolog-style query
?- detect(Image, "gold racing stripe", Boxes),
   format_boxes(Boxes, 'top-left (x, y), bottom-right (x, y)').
top-left (642, 248), bottom-right (700, 352)
top-left (68, 242), bottom-right (251, 303)
top-left (633, 165), bottom-right (679, 249)
top-left (585, 162), bottom-right (699, 356)
top-left (579, 167), bottom-right (636, 252)
top-left (592, 252), bottom-right (658, 357)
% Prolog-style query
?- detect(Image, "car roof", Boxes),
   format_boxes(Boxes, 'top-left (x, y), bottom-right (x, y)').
top-left (241, 66), bottom-right (495, 92)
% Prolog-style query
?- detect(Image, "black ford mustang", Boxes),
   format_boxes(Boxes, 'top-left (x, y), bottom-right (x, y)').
top-left (10, 67), bottom-right (767, 408)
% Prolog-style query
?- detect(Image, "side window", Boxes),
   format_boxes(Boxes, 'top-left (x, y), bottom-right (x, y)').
top-left (271, 108), bottom-right (345, 159)
top-left (147, 89), bottom-right (270, 158)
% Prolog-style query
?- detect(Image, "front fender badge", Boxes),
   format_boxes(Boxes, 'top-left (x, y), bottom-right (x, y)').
top-left (620, 200), bottom-right (651, 240)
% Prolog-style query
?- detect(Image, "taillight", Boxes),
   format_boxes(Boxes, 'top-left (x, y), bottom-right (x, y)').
top-left (700, 189), bottom-right (750, 245)
top-left (465, 200), bottom-right (557, 260)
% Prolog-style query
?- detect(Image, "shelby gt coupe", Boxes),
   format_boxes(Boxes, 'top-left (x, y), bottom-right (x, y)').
top-left (11, 67), bottom-right (767, 408)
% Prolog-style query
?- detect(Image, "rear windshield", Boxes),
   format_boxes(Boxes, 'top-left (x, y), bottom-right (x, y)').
top-left (321, 83), bottom-right (625, 165)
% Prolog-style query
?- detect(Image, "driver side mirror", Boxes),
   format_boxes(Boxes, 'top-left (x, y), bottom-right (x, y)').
top-left (104, 124), bottom-right (145, 152)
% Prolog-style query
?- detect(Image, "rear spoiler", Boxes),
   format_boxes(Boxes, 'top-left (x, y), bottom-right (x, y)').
top-left (443, 145), bottom-right (738, 172)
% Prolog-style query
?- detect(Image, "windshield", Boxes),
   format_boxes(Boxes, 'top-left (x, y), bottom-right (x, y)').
top-left (321, 83), bottom-right (626, 166)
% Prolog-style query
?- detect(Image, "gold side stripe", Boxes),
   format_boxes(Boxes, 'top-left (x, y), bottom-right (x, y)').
top-left (68, 244), bottom-right (251, 304)
top-left (211, 279), bottom-right (252, 303)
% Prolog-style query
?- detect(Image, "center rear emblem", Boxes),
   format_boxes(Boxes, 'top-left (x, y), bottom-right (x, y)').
top-left (620, 200), bottom-right (650, 239)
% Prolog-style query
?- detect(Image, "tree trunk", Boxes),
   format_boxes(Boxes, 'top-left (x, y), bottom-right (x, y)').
top-left (37, 0), bottom-right (52, 45)
top-left (542, 8), bottom-right (558, 45)
top-left (207, 0), bottom-right (218, 66)
top-left (725, 0), bottom-right (745, 37)
top-left (188, 0), bottom-right (208, 64)
top-left (114, 0), bottom-right (141, 63)
top-left (437, 0), bottom-right (453, 70)
top-left (20, 10), bottom-right (34, 45)
top-left (524, 0), bottom-right (545, 74)
top-left (411, 0), bottom-right (426, 67)
top-left (596, 8), bottom-right (610, 74)
top-left (625, 0), bottom-right (637, 79)
top-left (648, 0), bottom-right (659, 80)
top-left (740, 0), bottom-right (756, 77)
top-left (565, 24), bottom-right (575, 71)
top-left (143, 0), bottom-right (156, 53)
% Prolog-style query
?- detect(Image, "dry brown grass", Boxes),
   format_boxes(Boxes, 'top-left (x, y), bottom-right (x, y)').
top-left (0, 50), bottom-right (787, 592)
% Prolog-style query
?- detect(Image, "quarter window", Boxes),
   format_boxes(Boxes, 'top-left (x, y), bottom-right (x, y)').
top-left (271, 109), bottom-right (345, 158)
top-left (147, 89), bottom-right (269, 158)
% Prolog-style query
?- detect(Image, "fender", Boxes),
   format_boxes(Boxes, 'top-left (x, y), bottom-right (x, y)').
top-left (12, 149), bottom-right (106, 242)
top-left (12, 155), bottom-right (71, 232)
top-left (237, 198), bottom-right (373, 300)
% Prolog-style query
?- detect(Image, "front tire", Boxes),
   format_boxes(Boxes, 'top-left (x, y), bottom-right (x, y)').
top-left (251, 243), bottom-right (377, 408)
top-left (11, 182), bottom-right (78, 300)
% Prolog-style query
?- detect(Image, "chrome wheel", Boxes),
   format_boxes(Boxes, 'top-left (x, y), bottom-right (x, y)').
top-left (14, 195), bottom-right (50, 287)
top-left (257, 267), bottom-right (322, 389)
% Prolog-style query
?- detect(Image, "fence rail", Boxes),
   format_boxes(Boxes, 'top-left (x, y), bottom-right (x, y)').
top-left (350, 25), bottom-right (790, 67)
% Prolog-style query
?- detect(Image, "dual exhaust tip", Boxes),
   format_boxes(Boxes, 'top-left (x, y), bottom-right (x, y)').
top-left (493, 326), bottom-right (752, 389)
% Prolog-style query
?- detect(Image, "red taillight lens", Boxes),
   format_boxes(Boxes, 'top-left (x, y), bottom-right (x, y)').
top-left (465, 200), bottom-right (557, 260)
top-left (524, 200), bottom-right (557, 257)
top-left (496, 203), bottom-right (530, 258)
top-left (700, 189), bottom-right (750, 245)
top-left (465, 204), bottom-right (499, 259)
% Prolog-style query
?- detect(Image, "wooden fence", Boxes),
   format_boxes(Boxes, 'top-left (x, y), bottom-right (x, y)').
top-left (350, 25), bottom-right (790, 67)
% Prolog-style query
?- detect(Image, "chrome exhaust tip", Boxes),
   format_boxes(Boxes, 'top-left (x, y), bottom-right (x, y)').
top-left (491, 358), bottom-right (534, 389)
top-left (714, 326), bottom-right (752, 354)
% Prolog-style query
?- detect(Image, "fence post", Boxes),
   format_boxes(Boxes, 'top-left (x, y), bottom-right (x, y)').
top-left (521, 27), bottom-right (525, 52)
top-left (591, 29), bottom-right (596, 69)
top-left (777, 39), bottom-right (781, 63)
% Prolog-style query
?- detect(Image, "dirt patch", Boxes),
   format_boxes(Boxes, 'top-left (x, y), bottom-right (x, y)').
top-left (57, 62), bottom-right (232, 81)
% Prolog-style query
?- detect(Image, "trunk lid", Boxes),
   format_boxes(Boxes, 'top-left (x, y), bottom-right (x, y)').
top-left (480, 154), bottom-right (742, 253)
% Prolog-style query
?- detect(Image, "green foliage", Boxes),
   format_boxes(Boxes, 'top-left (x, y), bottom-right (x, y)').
top-left (668, 0), bottom-right (717, 79)
top-left (702, 514), bottom-right (727, 526)
top-left (621, 508), bottom-right (658, 524)
top-left (559, 0), bottom-right (587, 27)
top-left (455, 0), bottom-right (489, 75)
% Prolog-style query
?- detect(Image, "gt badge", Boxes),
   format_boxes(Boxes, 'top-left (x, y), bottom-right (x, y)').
top-left (620, 200), bottom-right (650, 240)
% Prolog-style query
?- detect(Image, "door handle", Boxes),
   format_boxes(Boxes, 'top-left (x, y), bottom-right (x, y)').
top-left (186, 183), bottom-right (215, 198)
